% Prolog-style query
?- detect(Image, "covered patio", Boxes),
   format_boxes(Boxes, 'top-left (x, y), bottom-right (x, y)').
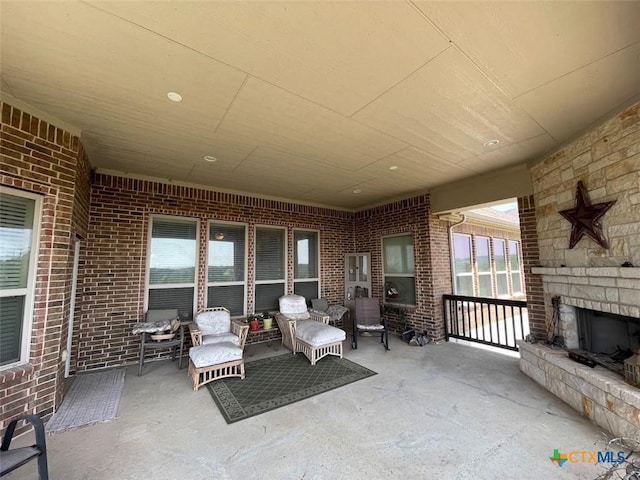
top-left (7, 339), bottom-right (621, 480)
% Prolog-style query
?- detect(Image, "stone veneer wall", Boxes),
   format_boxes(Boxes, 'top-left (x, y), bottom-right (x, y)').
top-left (520, 102), bottom-right (640, 439)
top-left (531, 102), bottom-right (640, 269)
top-left (0, 103), bottom-right (91, 433)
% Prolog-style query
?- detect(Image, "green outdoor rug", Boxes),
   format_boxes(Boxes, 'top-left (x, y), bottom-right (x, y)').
top-left (207, 354), bottom-right (376, 423)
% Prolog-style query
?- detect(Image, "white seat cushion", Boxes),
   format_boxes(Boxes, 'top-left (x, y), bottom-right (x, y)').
top-left (356, 323), bottom-right (385, 331)
top-left (296, 320), bottom-right (346, 346)
top-left (196, 310), bottom-right (231, 335)
top-left (202, 333), bottom-right (240, 346)
top-left (189, 343), bottom-right (242, 368)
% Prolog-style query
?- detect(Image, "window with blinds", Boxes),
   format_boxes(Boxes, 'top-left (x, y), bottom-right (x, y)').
top-left (293, 230), bottom-right (319, 301)
top-left (207, 222), bottom-right (246, 316)
top-left (147, 217), bottom-right (197, 321)
top-left (382, 233), bottom-right (416, 306)
top-left (254, 226), bottom-right (286, 312)
top-left (0, 188), bottom-right (40, 367)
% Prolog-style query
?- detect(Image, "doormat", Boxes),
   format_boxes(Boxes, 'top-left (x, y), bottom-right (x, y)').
top-left (46, 368), bottom-right (125, 434)
top-left (207, 354), bottom-right (376, 424)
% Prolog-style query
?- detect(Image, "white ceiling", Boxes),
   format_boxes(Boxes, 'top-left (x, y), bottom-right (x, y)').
top-left (2, 1), bottom-right (639, 210)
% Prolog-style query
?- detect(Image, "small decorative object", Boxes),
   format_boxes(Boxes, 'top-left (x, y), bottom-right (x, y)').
top-left (558, 180), bottom-right (616, 249)
top-left (624, 349), bottom-right (640, 387)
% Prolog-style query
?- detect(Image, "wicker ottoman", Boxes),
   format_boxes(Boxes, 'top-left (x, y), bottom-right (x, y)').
top-left (295, 320), bottom-right (346, 366)
top-left (188, 342), bottom-right (245, 391)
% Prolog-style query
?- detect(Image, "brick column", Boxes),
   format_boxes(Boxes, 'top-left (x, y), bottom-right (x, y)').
top-left (518, 195), bottom-right (546, 339)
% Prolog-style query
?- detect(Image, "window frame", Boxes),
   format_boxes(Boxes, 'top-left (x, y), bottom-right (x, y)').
top-left (293, 228), bottom-right (320, 300)
top-left (474, 235), bottom-right (493, 298)
top-left (0, 186), bottom-right (42, 369)
top-left (206, 220), bottom-right (248, 317)
top-left (508, 239), bottom-right (523, 295)
top-left (382, 232), bottom-right (416, 307)
top-left (253, 224), bottom-right (287, 312)
top-left (144, 215), bottom-right (199, 320)
top-left (493, 238), bottom-right (509, 297)
top-left (452, 233), bottom-right (474, 296)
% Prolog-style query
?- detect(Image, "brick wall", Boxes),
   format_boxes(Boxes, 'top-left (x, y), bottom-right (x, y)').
top-left (0, 103), bottom-right (86, 433)
top-left (518, 195), bottom-right (546, 339)
top-left (425, 212), bottom-right (453, 340)
top-left (353, 195), bottom-right (452, 340)
top-left (77, 174), bottom-right (354, 370)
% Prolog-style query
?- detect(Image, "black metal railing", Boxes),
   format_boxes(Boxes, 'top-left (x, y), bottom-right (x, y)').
top-left (443, 294), bottom-right (529, 351)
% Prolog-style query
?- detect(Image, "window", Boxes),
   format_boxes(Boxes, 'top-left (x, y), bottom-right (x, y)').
top-left (453, 234), bottom-right (474, 296)
top-left (382, 234), bottom-right (415, 305)
top-left (254, 226), bottom-right (286, 312)
top-left (293, 230), bottom-right (319, 301)
top-left (207, 222), bottom-right (246, 316)
top-left (475, 236), bottom-right (493, 297)
top-left (147, 217), bottom-right (197, 321)
top-left (509, 240), bottom-right (522, 295)
top-left (494, 238), bottom-right (509, 296)
top-left (0, 187), bottom-right (41, 367)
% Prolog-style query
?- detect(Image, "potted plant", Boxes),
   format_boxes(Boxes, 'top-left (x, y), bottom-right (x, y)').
top-left (262, 311), bottom-right (273, 330)
top-left (247, 314), bottom-right (260, 331)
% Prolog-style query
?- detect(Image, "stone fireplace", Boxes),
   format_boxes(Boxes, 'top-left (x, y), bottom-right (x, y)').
top-left (520, 266), bottom-right (640, 439)
top-left (518, 102), bottom-right (640, 440)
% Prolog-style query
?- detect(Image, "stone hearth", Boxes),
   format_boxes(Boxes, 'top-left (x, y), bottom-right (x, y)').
top-left (519, 341), bottom-right (640, 439)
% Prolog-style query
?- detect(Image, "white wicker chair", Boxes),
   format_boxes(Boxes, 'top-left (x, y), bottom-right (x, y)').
top-left (275, 294), bottom-right (345, 365)
top-left (188, 307), bottom-right (249, 391)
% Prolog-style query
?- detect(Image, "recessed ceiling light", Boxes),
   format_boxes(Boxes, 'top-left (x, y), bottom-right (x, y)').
top-left (204, 155), bottom-right (217, 162)
top-left (167, 92), bottom-right (183, 102)
top-left (389, 165), bottom-right (398, 171)
top-left (483, 139), bottom-right (499, 147)
top-left (352, 189), bottom-right (362, 194)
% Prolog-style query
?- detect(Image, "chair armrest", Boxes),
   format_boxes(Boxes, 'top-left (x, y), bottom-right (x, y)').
top-left (231, 322), bottom-right (249, 349)
top-left (188, 322), bottom-right (202, 346)
top-left (309, 310), bottom-right (329, 325)
top-left (275, 313), bottom-right (297, 335)
top-left (1, 415), bottom-right (46, 453)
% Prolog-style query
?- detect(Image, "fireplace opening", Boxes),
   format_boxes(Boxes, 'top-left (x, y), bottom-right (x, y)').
top-left (576, 308), bottom-right (640, 371)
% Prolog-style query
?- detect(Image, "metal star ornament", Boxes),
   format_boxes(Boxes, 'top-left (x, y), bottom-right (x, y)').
top-left (558, 181), bottom-right (616, 249)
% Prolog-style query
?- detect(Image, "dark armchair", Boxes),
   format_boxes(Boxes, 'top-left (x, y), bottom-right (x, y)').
top-left (352, 297), bottom-right (389, 351)
top-left (0, 414), bottom-right (48, 479)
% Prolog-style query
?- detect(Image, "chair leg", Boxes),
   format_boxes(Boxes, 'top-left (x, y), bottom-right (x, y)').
top-left (178, 336), bottom-right (184, 370)
top-left (138, 334), bottom-right (145, 376)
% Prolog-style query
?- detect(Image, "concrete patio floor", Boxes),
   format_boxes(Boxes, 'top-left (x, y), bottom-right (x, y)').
top-left (7, 337), bottom-right (625, 480)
